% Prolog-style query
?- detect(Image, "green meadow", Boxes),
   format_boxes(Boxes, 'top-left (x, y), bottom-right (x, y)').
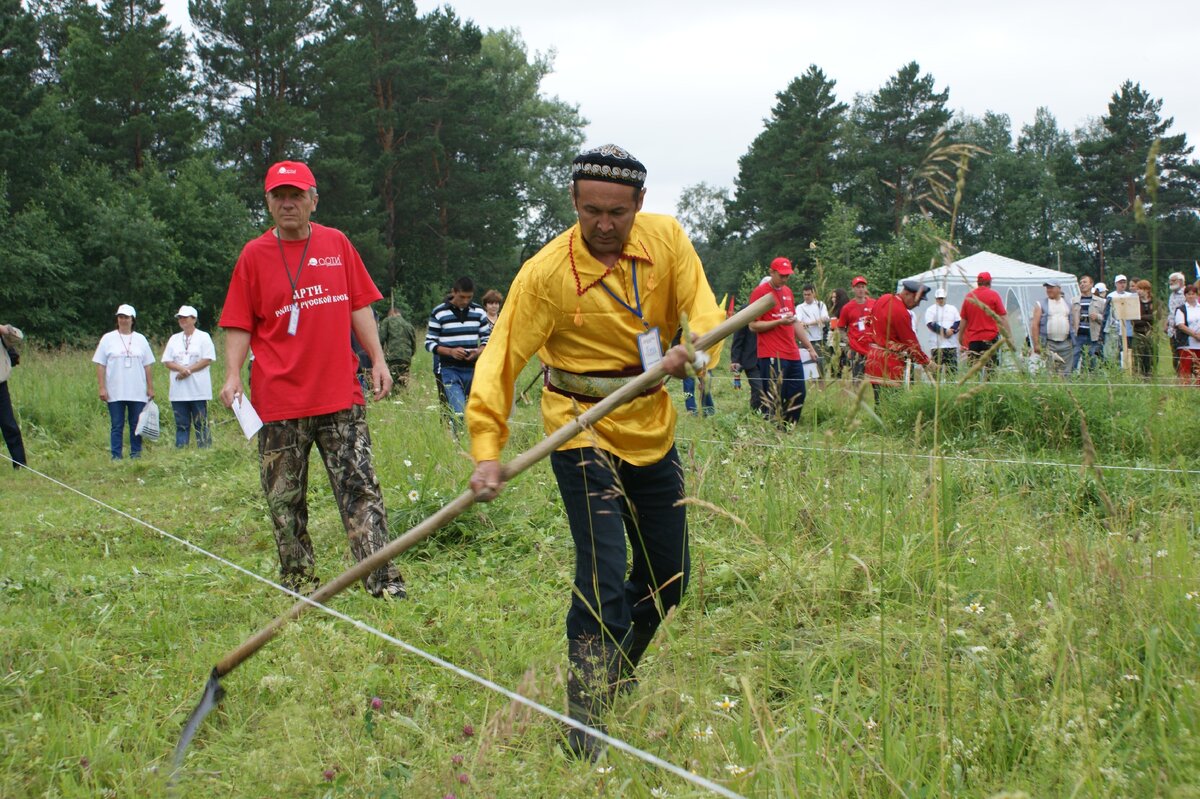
top-left (1, 342), bottom-right (1198, 798)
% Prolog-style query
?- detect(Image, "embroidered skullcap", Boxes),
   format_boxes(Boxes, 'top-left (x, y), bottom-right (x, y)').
top-left (572, 144), bottom-right (647, 189)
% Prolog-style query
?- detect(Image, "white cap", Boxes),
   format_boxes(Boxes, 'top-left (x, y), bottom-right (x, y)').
top-left (934, 288), bottom-right (947, 299)
top-left (1114, 274), bottom-right (1127, 284)
top-left (116, 304), bottom-right (136, 318)
top-left (1094, 282), bottom-right (1107, 293)
top-left (176, 305), bottom-right (198, 318)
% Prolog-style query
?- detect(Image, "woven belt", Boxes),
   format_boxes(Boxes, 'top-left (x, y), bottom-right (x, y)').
top-left (544, 365), bottom-right (663, 403)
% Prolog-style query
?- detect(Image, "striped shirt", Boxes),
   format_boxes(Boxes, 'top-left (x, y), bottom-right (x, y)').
top-left (425, 301), bottom-right (491, 366)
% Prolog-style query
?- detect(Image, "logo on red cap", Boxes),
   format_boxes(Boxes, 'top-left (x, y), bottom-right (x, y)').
top-left (264, 160), bottom-right (317, 193)
top-left (770, 257), bottom-right (793, 275)
top-left (851, 275), bottom-right (867, 286)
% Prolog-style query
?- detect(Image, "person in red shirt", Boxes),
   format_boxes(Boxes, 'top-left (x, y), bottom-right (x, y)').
top-left (749, 257), bottom-right (818, 425)
top-left (866, 280), bottom-right (932, 398)
top-left (836, 276), bottom-right (874, 379)
top-left (218, 160), bottom-right (405, 599)
top-left (957, 270), bottom-right (1010, 378)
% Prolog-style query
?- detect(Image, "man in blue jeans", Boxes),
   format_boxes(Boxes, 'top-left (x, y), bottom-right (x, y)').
top-left (425, 277), bottom-right (490, 426)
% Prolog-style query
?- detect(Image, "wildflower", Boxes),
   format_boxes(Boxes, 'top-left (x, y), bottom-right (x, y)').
top-left (725, 764), bottom-right (747, 776)
top-left (451, 754), bottom-right (464, 766)
top-left (969, 645), bottom-right (989, 655)
top-left (370, 696), bottom-right (382, 711)
top-left (408, 490), bottom-right (420, 502)
top-left (966, 557), bottom-right (977, 565)
top-left (865, 717), bottom-right (878, 731)
top-left (403, 459), bottom-right (413, 467)
top-left (1186, 591), bottom-right (1199, 601)
top-left (964, 602), bottom-right (985, 615)
top-left (458, 773), bottom-right (470, 784)
top-left (462, 724), bottom-right (475, 737)
top-left (79, 757), bottom-right (89, 770)
top-left (715, 695), bottom-right (738, 711)
top-left (443, 795), bottom-right (457, 799)
top-left (679, 692), bottom-right (694, 705)
top-left (720, 458), bottom-right (731, 465)
top-left (651, 788), bottom-right (670, 798)
top-left (30, 712), bottom-right (42, 723)
top-left (691, 724), bottom-right (714, 741)
top-left (596, 765), bottom-right (613, 774)
top-left (323, 769), bottom-right (336, 781)
top-left (1155, 549), bottom-right (1168, 558)
top-left (1122, 673), bottom-right (1140, 682)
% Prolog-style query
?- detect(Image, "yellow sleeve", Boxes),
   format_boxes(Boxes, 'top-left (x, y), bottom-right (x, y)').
top-left (466, 269), bottom-right (553, 462)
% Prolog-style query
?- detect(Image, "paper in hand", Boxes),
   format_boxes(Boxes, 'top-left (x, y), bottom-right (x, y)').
top-left (231, 394), bottom-right (263, 439)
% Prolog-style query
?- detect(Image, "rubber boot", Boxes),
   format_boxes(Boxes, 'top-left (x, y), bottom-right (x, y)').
top-left (617, 623), bottom-right (657, 695)
top-left (564, 636), bottom-right (620, 761)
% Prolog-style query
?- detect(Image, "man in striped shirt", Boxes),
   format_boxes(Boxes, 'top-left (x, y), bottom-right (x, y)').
top-left (426, 276), bottom-right (491, 422)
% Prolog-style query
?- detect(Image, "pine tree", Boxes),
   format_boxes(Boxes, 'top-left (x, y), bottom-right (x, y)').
top-left (727, 65), bottom-right (846, 269)
top-left (844, 62), bottom-right (951, 243)
top-left (60, 0), bottom-right (198, 172)
top-left (190, 0), bottom-right (325, 203)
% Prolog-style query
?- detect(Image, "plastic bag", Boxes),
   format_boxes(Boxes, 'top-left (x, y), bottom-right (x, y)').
top-left (135, 400), bottom-right (161, 441)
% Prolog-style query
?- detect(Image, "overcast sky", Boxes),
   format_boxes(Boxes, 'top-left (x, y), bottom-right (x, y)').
top-left (163, 0), bottom-right (1199, 216)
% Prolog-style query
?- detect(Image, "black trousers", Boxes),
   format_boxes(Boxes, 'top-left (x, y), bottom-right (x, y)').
top-left (0, 381), bottom-right (26, 467)
top-left (551, 445), bottom-right (688, 645)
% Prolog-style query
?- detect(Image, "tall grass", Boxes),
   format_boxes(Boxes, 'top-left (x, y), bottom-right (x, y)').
top-left (0, 344), bottom-right (1197, 798)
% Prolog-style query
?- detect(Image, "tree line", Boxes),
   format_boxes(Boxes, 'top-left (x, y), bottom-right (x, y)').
top-left (0, 0), bottom-right (583, 342)
top-left (2, 3), bottom-right (1197, 342)
top-left (678, 63), bottom-right (1200, 305)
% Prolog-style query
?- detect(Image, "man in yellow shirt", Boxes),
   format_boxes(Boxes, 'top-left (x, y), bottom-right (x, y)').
top-left (466, 144), bottom-right (723, 760)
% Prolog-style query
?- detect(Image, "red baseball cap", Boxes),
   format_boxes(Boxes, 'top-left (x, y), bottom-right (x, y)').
top-left (977, 271), bottom-right (992, 283)
top-left (264, 161), bottom-right (317, 193)
top-left (770, 257), bottom-right (793, 275)
top-left (851, 275), bottom-right (867, 286)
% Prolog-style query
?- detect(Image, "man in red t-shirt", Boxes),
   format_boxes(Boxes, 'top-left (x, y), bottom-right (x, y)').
top-left (219, 160), bottom-right (404, 599)
top-left (957, 270), bottom-right (1010, 378)
top-left (836, 276), bottom-right (874, 379)
top-left (748, 257), bottom-right (818, 425)
top-left (866, 280), bottom-right (932, 395)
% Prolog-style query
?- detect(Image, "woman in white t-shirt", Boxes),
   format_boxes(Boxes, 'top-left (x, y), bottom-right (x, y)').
top-left (92, 304), bottom-right (155, 459)
top-left (1174, 283), bottom-right (1200, 385)
top-left (161, 305), bottom-right (217, 448)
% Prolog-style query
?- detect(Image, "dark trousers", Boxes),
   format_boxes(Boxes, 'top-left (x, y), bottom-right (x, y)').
top-left (967, 338), bottom-right (1000, 378)
top-left (172, 400), bottom-right (211, 448)
top-left (0, 381), bottom-right (25, 467)
top-left (551, 446), bottom-right (688, 646)
top-left (755, 356), bottom-right (806, 425)
top-left (107, 400), bottom-right (145, 459)
top-left (681, 376), bottom-right (714, 416)
top-left (931, 347), bottom-right (958, 372)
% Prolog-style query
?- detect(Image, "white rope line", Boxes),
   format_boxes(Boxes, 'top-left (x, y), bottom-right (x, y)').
top-left (500, 372), bottom-right (1199, 390)
top-left (689, 438), bottom-right (1200, 476)
top-left (3, 454), bottom-right (746, 799)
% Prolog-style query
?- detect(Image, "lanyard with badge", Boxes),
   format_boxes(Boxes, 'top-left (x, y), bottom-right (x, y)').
top-left (277, 229), bottom-right (312, 336)
top-left (120, 333), bottom-right (134, 368)
top-left (598, 261), bottom-right (662, 370)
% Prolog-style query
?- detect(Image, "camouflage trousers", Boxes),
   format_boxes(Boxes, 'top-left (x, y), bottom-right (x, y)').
top-left (386, 360), bottom-right (411, 388)
top-left (258, 405), bottom-right (402, 595)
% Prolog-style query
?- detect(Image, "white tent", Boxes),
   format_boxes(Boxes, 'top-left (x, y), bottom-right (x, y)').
top-left (898, 251), bottom-right (1080, 355)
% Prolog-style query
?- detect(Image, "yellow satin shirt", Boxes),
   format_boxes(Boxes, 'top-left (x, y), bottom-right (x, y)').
top-left (466, 213), bottom-right (723, 466)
